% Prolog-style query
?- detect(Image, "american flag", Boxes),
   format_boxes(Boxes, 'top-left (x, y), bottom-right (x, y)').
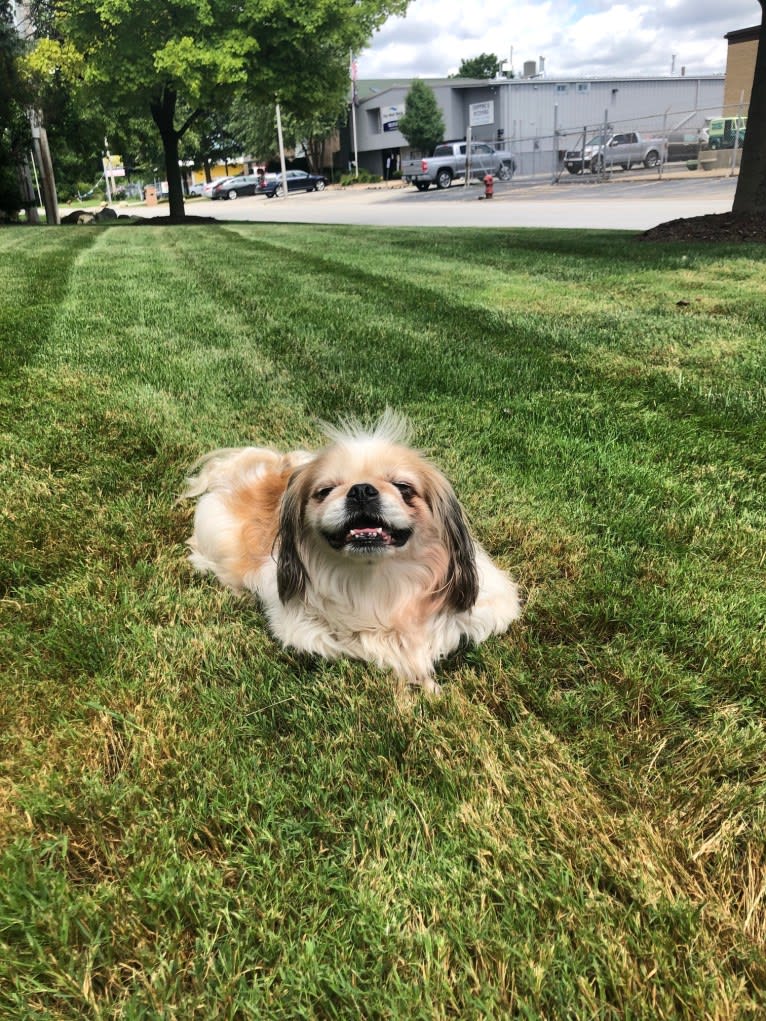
top-left (350, 54), bottom-right (358, 105)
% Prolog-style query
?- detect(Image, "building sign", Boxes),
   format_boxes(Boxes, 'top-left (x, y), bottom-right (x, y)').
top-left (103, 154), bottom-right (126, 178)
top-left (469, 101), bottom-right (494, 127)
top-left (382, 104), bottom-right (405, 132)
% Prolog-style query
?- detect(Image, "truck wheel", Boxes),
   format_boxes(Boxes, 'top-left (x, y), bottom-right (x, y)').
top-left (415, 182), bottom-right (430, 191)
top-left (435, 169), bottom-right (452, 190)
top-left (497, 163), bottom-right (513, 182)
top-left (644, 150), bottom-right (660, 168)
top-left (590, 156), bottom-right (603, 174)
top-left (566, 166), bottom-right (581, 175)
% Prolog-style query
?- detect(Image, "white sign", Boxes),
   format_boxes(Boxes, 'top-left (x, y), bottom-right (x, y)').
top-left (103, 154), bottom-right (126, 178)
top-left (382, 104), bottom-right (405, 132)
top-left (469, 101), bottom-right (494, 127)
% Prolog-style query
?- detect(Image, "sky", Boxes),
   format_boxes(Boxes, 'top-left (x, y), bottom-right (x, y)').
top-left (359, 1), bottom-right (761, 81)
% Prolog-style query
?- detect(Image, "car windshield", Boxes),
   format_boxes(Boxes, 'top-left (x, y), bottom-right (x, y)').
top-left (586, 135), bottom-right (606, 146)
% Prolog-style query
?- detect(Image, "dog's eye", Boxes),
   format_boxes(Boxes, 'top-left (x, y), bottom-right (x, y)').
top-left (314, 485), bottom-right (335, 502)
top-left (393, 481), bottom-right (416, 503)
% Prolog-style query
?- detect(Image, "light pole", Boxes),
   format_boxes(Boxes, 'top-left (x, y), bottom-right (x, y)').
top-left (103, 137), bottom-right (113, 204)
top-left (275, 102), bottom-right (289, 199)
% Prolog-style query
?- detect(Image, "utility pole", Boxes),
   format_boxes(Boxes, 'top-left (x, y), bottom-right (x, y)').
top-left (30, 110), bottom-right (60, 224)
top-left (275, 102), bottom-right (289, 199)
top-left (350, 53), bottom-right (359, 178)
top-left (103, 138), bottom-right (113, 204)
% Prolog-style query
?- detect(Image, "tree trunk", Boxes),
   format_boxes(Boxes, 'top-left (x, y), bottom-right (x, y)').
top-left (16, 156), bottom-right (40, 224)
top-left (733, 7), bottom-right (766, 213)
top-left (150, 87), bottom-right (186, 219)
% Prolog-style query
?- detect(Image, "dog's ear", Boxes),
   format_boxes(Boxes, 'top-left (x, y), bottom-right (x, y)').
top-left (429, 473), bottom-right (479, 613)
top-left (277, 468), bottom-right (309, 603)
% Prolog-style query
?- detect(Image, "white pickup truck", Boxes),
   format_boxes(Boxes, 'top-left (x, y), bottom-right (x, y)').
top-left (564, 131), bottom-right (665, 174)
top-left (401, 141), bottom-right (516, 191)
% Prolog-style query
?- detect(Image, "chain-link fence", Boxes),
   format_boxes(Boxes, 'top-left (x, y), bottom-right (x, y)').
top-left (479, 104), bottom-right (745, 185)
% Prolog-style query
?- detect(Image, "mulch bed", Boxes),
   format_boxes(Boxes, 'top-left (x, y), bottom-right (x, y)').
top-left (641, 211), bottom-right (766, 242)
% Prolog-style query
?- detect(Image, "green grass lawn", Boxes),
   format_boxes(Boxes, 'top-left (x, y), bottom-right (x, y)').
top-left (1, 222), bottom-right (765, 1019)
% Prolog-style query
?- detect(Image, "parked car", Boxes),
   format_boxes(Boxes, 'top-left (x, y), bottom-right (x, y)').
top-left (201, 178), bottom-right (230, 198)
top-left (211, 174), bottom-right (263, 200)
top-left (187, 182), bottom-right (206, 197)
top-left (704, 116), bottom-right (747, 150)
top-left (665, 131), bottom-right (704, 163)
top-left (564, 131), bottom-right (665, 174)
top-left (401, 140), bottom-right (516, 191)
top-left (260, 170), bottom-right (327, 197)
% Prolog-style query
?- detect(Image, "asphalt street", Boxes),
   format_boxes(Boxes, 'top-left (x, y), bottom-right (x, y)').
top-left (126, 172), bottom-right (738, 231)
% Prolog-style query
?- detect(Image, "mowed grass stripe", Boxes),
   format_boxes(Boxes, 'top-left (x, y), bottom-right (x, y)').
top-left (30, 226), bottom-right (310, 449)
top-left (0, 230), bottom-right (98, 375)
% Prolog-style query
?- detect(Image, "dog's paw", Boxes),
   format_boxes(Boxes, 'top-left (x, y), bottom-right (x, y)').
top-left (411, 676), bottom-right (442, 697)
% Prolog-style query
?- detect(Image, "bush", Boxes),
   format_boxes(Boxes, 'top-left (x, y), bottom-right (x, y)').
top-left (339, 169), bottom-right (382, 186)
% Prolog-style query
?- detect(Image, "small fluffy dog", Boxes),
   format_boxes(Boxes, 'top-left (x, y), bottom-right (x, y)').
top-left (182, 413), bottom-right (521, 692)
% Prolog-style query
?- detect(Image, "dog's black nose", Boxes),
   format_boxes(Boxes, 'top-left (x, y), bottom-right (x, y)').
top-left (347, 483), bottom-right (379, 507)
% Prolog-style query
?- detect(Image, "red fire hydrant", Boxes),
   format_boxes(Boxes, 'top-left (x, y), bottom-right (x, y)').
top-left (483, 173), bottom-right (494, 199)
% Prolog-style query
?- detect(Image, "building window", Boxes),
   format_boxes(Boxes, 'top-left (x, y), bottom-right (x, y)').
top-left (576, 82), bottom-right (590, 94)
top-left (366, 108), bottom-right (381, 134)
top-left (556, 83), bottom-right (569, 94)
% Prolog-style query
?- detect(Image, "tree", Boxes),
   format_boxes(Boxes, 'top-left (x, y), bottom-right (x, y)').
top-left (182, 112), bottom-right (245, 184)
top-left (42, 0), bottom-right (407, 218)
top-left (397, 79), bottom-right (445, 156)
top-left (298, 107), bottom-right (344, 175)
top-left (230, 87), bottom-right (347, 175)
top-left (22, 38), bottom-right (107, 203)
top-left (733, 5), bottom-right (766, 213)
top-left (228, 37), bottom-right (352, 176)
top-left (0, 1), bottom-right (33, 217)
top-left (452, 53), bottom-right (502, 80)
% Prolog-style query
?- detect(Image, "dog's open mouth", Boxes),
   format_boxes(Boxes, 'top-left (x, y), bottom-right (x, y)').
top-left (323, 516), bottom-right (412, 551)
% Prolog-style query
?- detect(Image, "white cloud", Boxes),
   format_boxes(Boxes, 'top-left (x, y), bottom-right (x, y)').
top-left (359, 0), bottom-right (761, 80)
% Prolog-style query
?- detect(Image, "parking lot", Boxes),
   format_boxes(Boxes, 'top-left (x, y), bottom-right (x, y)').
top-left (134, 171), bottom-right (738, 231)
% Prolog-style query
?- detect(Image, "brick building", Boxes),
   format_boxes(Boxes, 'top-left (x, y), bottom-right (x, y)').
top-left (724, 25), bottom-right (760, 114)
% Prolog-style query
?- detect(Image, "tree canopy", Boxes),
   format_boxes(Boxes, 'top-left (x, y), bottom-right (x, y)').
top-left (397, 79), bottom-right (445, 156)
top-left (37, 0), bottom-right (408, 217)
top-left (0, 1), bottom-right (30, 215)
top-left (452, 53), bottom-right (502, 80)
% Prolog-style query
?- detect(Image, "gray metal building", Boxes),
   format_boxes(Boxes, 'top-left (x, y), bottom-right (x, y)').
top-left (350, 72), bottom-right (726, 177)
